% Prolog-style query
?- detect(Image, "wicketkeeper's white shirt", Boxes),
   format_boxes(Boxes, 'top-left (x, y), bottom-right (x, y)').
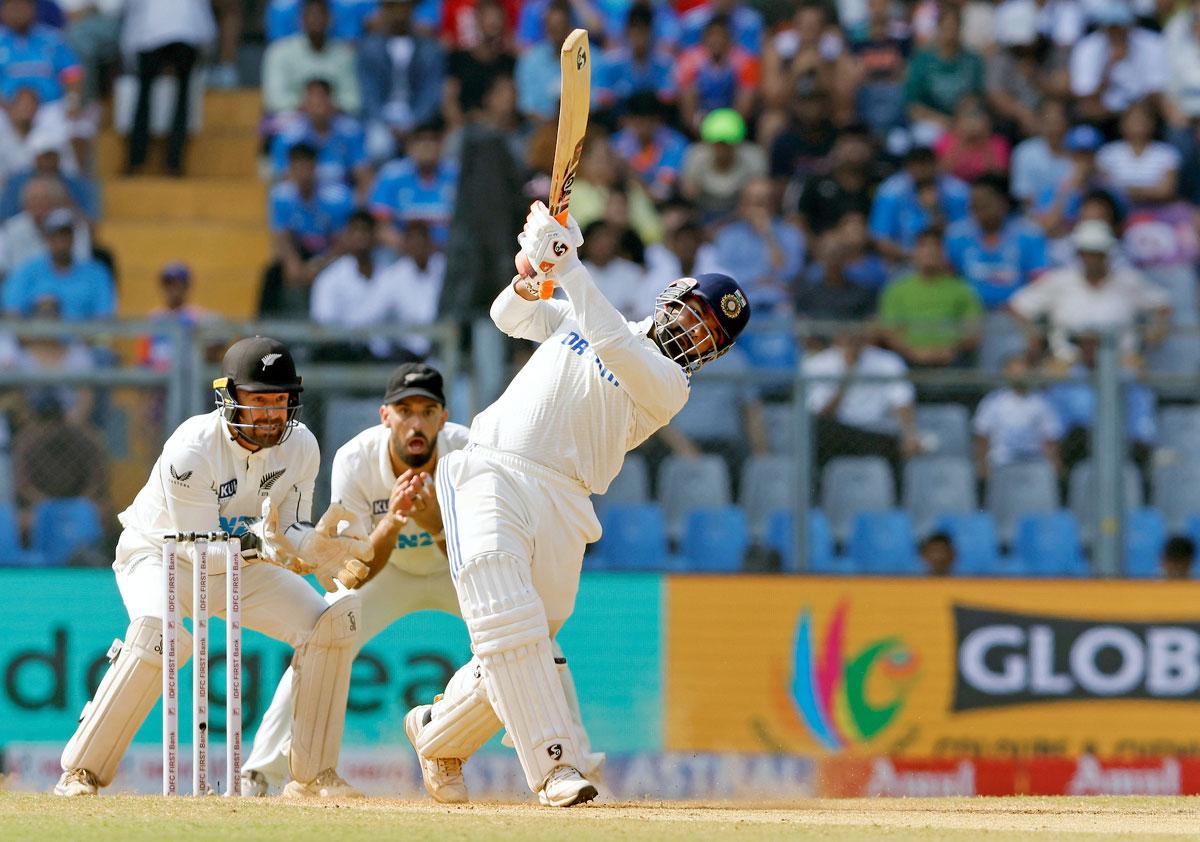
top-left (330, 421), bottom-right (469, 576)
top-left (469, 263), bottom-right (690, 494)
top-left (117, 409), bottom-right (319, 571)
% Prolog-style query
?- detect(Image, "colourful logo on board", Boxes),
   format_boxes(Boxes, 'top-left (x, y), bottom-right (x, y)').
top-left (791, 601), bottom-right (919, 749)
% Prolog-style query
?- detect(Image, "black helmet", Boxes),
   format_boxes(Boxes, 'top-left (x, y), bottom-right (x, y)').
top-left (653, 273), bottom-right (751, 373)
top-left (213, 336), bottom-right (303, 448)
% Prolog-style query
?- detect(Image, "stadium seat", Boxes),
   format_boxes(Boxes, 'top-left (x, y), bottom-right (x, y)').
top-left (1012, 512), bottom-right (1087, 577)
top-left (594, 503), bottom-right (669, 571)
top-left (31, 498), bottom-right (103, 567)
top-left (848, 510), bottom-right (922, 575)
top-left (1159, 405), bottom-right (1200, 455)
top-left (986, 460), bottom-right (1060, 542)
top-left (1068, 460), bottom-right (1144, 543)
top-left (739, 455), bottom-right (797, 537)
top-left (679, 506), bottom-right (749, 572)
top-left (914, 404), bottom-right (971, 458)
top-left (936, 512), bottom-right (1003, 575)
top-left (1145, 332), bottom-right (1200, 377)
top-left (903, 456), bottom-right (977, 536)
top-left (764, 509), bottom-right (843, 573)
top-left (1124, 508), bottom-right (1168, 578)
top-left (594, 453), bottom-right (649, 514)
top-left (658, 455), bottom-right (731, 539)
top-left (761, 403), bottom-right (801, 453)
top-left (979, 312), bottom-right (1028, 372)
top-left (821, 456), bottom-right (895, 542)
top-left (1152, 457), bottom-right (1200, 530)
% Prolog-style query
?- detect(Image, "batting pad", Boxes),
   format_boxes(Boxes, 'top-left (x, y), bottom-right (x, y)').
top-left (457, 552), bottom-right (580, 792)
top-left (288, 592), bottom-right (361, 784)
top-left (417, 657), bottom-right (504, 759)
top-left (62, 615), bottom-right (190, 785)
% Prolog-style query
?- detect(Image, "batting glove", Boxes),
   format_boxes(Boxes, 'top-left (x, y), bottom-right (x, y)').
top-left (517, 201), bottom-right (584, 277)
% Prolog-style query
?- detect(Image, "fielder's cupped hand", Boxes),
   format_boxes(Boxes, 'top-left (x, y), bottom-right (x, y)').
top-left (515, 201), bottom-right (583, 278)
top-left (395, 469), bottom-right (442, 536)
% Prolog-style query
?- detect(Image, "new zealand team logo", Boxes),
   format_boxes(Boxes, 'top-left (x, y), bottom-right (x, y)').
top-left (259, 469), bottom-right (286, 493)
top-left (787, 601), bottom-right (919, 749)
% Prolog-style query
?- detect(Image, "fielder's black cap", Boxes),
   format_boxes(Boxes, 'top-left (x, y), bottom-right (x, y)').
top-left (218, 336), bottom-right (303, 393)
top-left (383, 362), bottom-right (444, 405)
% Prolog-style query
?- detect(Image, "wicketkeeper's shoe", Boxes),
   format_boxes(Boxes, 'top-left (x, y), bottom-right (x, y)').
top-left (54, 768), bottom-right (98, 797)
top-left (538, 765), bottom-right (597, 807)
top-left (240, 770), bottom-right (270, 797)
top-left (281, 768), bottom-right (363, 799)
top-left (404, 705), bottom-right (469, 804)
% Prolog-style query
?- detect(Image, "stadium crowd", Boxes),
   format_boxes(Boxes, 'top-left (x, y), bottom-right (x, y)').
top-left (2, 0), bottom-right (1200, 576)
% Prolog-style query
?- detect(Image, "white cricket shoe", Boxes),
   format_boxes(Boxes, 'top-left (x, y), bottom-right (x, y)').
top-left (54, 769), bottom-right (98, 797)
top-left (538, 766), bottom-right (597, 807)
top-left (281, 768), bottom-right (363, 799)
top-left (404, 705), bottom-right (469, 804)
top-left (240, 770), bottom-right (270, 797)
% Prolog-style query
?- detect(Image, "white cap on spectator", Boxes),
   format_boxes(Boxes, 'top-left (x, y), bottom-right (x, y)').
top-left (28, 126), bottom-right (66, 157)
top-left (995, 0), bottom-right (1038, 46)
top-left (43, 207), bottom-right (74, 232)
top-left (1072, 220), bottom-right (1117, 253)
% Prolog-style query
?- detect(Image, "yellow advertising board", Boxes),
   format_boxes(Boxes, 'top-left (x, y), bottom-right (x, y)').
top-left (666, 577), bottom-right (1200, 757)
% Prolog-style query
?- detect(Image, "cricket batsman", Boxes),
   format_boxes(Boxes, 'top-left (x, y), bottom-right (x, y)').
top-left (403, 202), bottom-right (751, 806)
top-left (56, 336), bottom-right (372, 799)
top-left (240, 363), bottom-right (602, 798)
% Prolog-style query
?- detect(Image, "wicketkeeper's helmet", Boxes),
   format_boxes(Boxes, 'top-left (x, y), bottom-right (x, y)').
top-left (213, 336), bottom-right (304, 447)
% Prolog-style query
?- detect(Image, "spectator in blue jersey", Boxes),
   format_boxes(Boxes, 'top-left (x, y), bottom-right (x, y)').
top-left (265, 0), bottom-right (378, 42)
top-left (712, 177), bottom-right (805, 315)
top-left (945, 174), bottom-right (1048, 309)
top-left (357, 0), bottom-right (445, 162)
top-left (260, 142), bottom-right (354, 318)
top-left (675, 14), bottom-right (761, 132)
top-left (262, 0), bottom-right (360, 116)
top-left (1032, 125), bottom-right (1112, 243)
top-left (0, 0), bottom-right (82, 108)
top-left (514, 0), bottom-right (573, 120)
top-left (271, 78), bottom-right (370, 198)
top-left (514, 0), bottom-right (606, 49)
top-left (612, 92), bottom-right (688, 202)
top-left (595, 3), bottom-right (677, 112)
top-left (2, 208), bottom-right (113, 320)
top-left (370, 119), bottom-right (457, 250)
top-left (868, 146), bottom-right (970, 261)
top-left (679, 0), bottom-right (763, 55)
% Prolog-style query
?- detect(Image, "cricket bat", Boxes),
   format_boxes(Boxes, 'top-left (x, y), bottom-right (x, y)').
top-left (537, 28), bottom-right (591, 300)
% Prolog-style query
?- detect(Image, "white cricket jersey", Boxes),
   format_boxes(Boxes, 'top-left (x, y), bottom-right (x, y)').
top-left (117, 409), bottom-right (319, 572)
top-left (330, 421), bottom-right (469, 576)
top-left (470, 263), bottom-right (690, 494)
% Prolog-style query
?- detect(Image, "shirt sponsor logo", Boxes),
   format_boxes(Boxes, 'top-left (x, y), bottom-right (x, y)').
top-left (217, 478), bottom-right (238, 500)
top-left (372, 499), bottom-right (388, 516)
top-left (168, 465), bottom-right (192, 486)
top-left (954, 605), bottom-right (1200, 710)
top-left (559, 330), bottom-right (620, 386)
top-left (396, 532), bottom-right (435, 549)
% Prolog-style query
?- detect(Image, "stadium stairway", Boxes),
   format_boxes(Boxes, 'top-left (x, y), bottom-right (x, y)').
top-left (98, 89), bottom-right (268, 320)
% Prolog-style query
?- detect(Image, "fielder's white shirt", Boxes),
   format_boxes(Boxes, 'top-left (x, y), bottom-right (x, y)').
top-left (117, 409), bottom-right (319, 571)
top-left (330, 421), bottom-right (469, 576)
top-left (472, 263), bottom-right (691, 494)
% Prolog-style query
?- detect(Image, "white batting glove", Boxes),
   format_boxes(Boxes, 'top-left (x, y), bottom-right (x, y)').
top-left (517, 201), bottom-right (583, 277)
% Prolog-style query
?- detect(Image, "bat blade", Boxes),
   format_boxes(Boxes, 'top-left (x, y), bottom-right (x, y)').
top-left (539, 28), bottom-right (591, 299)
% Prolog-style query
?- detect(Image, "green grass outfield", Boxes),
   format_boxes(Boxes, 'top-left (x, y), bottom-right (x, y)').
top-left (4, 793), bottom-right (1200, 841)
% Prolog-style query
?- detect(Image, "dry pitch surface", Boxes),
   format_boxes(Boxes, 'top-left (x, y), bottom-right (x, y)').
top-left (5, 793), bottom-right (1200, 841)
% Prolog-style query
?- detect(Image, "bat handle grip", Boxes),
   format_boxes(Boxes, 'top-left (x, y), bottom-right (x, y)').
top-left (537, 278), bottom-right (555, 299)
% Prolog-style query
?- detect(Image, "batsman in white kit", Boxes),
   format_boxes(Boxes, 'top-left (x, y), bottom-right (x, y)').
top-left (55, 336), bottom-right (373, 798)
top-left (404, 202), bottom-right (751, 806)
top-left (240, 363), bottom-right (601, 797)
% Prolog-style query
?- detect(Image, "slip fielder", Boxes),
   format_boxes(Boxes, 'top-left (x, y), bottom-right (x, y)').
top-left (55, 336), bottom-right (372, 799)
top-left (403, 202), bottom-right (751, 806)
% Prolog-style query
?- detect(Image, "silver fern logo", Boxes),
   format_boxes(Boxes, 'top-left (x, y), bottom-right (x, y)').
top-left (261, 353), bottom-right (282, 368)
top-left (259, 468), bottom-right (286, 492)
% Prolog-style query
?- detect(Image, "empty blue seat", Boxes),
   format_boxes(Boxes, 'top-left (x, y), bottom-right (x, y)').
top-left (1153, 458), bottom-right (1200, 531)
top-left (765, 509), bottom-right (838, 572)
top-left (979, 312), bottom-right (1028, 372)
top-left (1068, 460), bottom-right (1143, 543)
top-left (848, 510), bottom-right (921, 575)
top-left (760, 403), bottom-right (797, 454)
top-left (915, 404), bottom-right (971, 458)
top-left (904, 456), bottom-right (977, 536)
top-left (679, 506), bottom-right (749, 572)
top-left (821, 457), bottom-right (895, 542)
top-left (936, 512), bottom-right (1002, 575)
top-left (1013, 511), bottom-right (1088, 577)
top-left (31, 497), bottom-right (102, 566)
top-left (658, 455), bottom-right (731, 539)
top-left (1159, 406), bottom-right (1200, 455)
top-left (1124, 508), bottom-right (1168, 578)
top-left (986, 460), bottom-right (1060, 542)
top-left (594, 453), bottom-right (650, 514)
top-left (595, 503), bottom-right (669, 571)
top-left (739, 456), bottom-right (797, 537)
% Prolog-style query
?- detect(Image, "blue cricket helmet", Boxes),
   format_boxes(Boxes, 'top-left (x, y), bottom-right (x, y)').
top-left (653, 273), bottom-right (751, 374)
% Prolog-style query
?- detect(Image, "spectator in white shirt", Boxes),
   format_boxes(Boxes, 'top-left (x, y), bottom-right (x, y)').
top-left (374, 221), bottom-right (446, 359)
top-left (0, 175), bottom-right (91, 276)
top-left (1096, 99), bottom-right (1181, 206)
top-left (580, 219), bottom-right (653, 321)
top-left (1008, 219), bottom-right (1171, 362)
top-left (644, 218), bottom-right (722, 293)
top-left (803, 326), bottom-right (922, 481)
top-left (973, 351), bottom-right (1063, 479)
top-left (1164, 0), bottom-right (1200, 202)
top-left (0, 88), bottom-right (78, 182)
top-left (1070, 2), bottom-right (1168, 127)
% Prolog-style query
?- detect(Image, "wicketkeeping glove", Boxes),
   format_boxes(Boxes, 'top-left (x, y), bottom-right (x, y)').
top-left (517, 201), bottom-right (584, 277)
top-left (256, 499), bottom-right (372, 592)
